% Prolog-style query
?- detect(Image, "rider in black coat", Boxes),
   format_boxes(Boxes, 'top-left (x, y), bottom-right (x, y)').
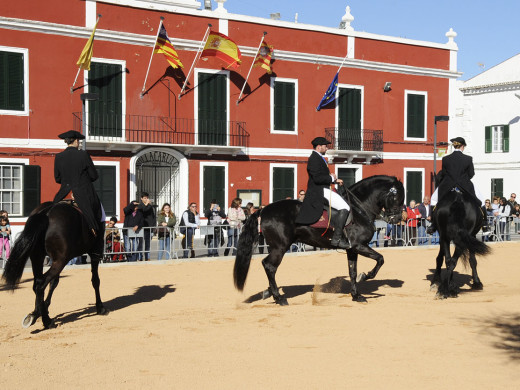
top-left (53, 130), bottom-right (103, 236)
top-left (296, 137), bottom-right (350, 249)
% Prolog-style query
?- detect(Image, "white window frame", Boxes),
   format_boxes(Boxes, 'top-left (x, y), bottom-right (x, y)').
top-left (334, 164), bottom-right (363, 185)
top-left (404, 167), bottom-right (425, 205)
top-left (492, 125), bottom-right (504, 152)
top-left (404, 90), bottom-right (428, 141)
top-left (86, 58), bottom-right (127, 141)
top-left (93, 161), bottom-right (120, 221)
top-left (0, 46), bottom-right (29, 116)
top-left (270, 77), bottom-right (299, 134)
top-left (199, 161), bottom-right (228, 215)
top-left (0, 158), bottom-right (29, 218)
top-left (194, 68), bottom-right (230, 146)
top-left (269, 163), bottom-right (297, 203)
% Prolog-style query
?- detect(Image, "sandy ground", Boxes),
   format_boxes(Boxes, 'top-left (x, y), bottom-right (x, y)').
top-left (1, 242), bottom-right (519, 389)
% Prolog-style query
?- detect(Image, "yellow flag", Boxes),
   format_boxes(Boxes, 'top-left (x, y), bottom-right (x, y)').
top-left (76, 21), bottom-right (98, 71)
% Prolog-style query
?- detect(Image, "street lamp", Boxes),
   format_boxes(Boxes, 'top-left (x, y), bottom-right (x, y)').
top-left (433, 115), bottom-right (449, 189)
top-left (80, 93), bottom-right (99, 150)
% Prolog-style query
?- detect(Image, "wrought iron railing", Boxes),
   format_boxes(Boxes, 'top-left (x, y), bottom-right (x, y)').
top-left (325, 128), bottom-right (383, 152)
top-left (72, 113), bottom-right (250, 148)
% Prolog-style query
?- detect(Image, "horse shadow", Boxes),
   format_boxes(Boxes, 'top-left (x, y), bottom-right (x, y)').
top-left (39, 284), bottom-right (176, 330)
top-left (425, 268), bottom-right (475, 293)
top-left (244, 276), bottom-right (404, 304)
top-left (480, 314), bottom-right (520, 360)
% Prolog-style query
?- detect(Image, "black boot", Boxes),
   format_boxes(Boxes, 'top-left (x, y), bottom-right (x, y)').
top-left (330, 209), bottom-right (350, 249)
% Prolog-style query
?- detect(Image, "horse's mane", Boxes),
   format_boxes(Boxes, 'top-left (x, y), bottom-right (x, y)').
top-left (349, 175), bottom-right (401, 198)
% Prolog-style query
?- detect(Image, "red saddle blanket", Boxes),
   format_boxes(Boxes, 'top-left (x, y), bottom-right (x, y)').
top-left (310, 210), bottom-right (330, 229)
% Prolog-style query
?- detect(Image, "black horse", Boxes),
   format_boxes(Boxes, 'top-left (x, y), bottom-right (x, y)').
top-left (2, 201), bottom-right (107, 329)
top-left (234, 175), bottom-right (405, 304)
top-left (430, 190), bottom-right (491, 298)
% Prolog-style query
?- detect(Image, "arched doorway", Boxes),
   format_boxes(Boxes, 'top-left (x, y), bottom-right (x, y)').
top-left (135, 150), bottom-right (181, 216)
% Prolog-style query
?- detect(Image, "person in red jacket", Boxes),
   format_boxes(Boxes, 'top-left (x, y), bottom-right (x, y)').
top-left (406, 200), bottom-right (421, 246)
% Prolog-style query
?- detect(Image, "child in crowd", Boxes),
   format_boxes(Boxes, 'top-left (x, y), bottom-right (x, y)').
top-left (0, 215), bottom-right (11, 259)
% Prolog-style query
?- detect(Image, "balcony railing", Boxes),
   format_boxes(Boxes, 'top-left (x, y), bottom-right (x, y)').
top-left (325, 127), bottom-right (383, 152)
top-left (72, 112), bottom-right (249, 148)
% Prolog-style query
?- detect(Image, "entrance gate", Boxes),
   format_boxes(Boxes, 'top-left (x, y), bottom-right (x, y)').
top-left (135, 151), bottom-right (180, 216)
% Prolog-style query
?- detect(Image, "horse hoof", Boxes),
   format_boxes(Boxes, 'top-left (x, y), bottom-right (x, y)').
top-left (43, 318), bottom-right (55, 329)
top-left (352, 294), bottom-right (367, 303)
top-left (277, 297), bottom-right (289, 306)
top-left (97, 307), bottom-right (110, 316)
top-left (22, 314), bottom-right (36, 329)
top-left (430, 283), bottom-right (439, 292)
top-left (434, 292), bottom-right (447, 300)
top-left (356, 273), bottom-right (367, 283)
top-left (262, 289), bottom-right (272, 300)
top-left (471, 282), bottom-right (483, 290)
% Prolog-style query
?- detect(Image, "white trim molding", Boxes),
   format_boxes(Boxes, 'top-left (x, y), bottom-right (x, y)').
top-left (269, 163), bottom-right (298, 203)
top-left (404, 90), bottom-right (428, 142)
top-left (270, 77), bottom-right (299, 134)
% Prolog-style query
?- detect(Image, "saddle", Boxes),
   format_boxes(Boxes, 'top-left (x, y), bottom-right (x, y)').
top-left (58, 199), bottom-right (83, 214)
top-left (309, 207), bottom-right (353, 230)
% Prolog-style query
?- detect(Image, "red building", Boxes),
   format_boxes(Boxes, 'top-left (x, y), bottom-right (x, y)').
top-left (0, 1), bottom-right (458, 230)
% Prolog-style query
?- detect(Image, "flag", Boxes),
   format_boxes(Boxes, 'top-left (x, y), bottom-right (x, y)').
top-left (202, 31), bottom-right (241, 68)
top-left (253, 41), bottom-right (273, 74)
top-left (154, 23), bottom-right (184, 69)
top-left (316, 73), bottom-right (339, 111)
top-left (76, 21), bottom-right (99, 71)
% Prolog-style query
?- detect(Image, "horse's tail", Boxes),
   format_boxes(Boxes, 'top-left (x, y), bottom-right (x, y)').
top-left (2, 204), bottom-right (50, 289)
top-left (233, 210), bottom-right (260, 291)
top-left (450, 199), bottom-right (490, 265)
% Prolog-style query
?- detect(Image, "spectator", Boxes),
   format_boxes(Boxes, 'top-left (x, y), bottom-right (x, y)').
top-left (111, 235), bottom-right (125, 262)
top-left (298, 190), bottom-right (306, 202)
top-left (138, 192), bottom-right (156, 261)
top-left (0, 215), bottom-right (11, 260)
top-left (179, 202), bottom-right (200, 259)
top-left (224, 198), bottom-right (245, 256)
top-left (417, 196), bottom-right (433, 245)
top-left (494, 197), bottom-right (511, 241)
top-left (244, 202), bottom-right (255, 220)
top-left (514, 204), bottom-right (520, 218)
top-left (483, 199), bottom-right (494, 242)
top-left (406, 200), bottom-right (421, 246)
top-left (204, 199), bottom-right (226, 257)
top-left (105, 216), bottom-right (121, 262)
top-left (123, 201), bottom-right (144, 262)
top-left (157, 203), bottom-right (176, 260)
top-left (509, 193), bottom-right (518, 208)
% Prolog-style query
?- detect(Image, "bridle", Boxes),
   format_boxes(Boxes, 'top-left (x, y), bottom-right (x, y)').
top-left (379, 186), bottom-right (402, 223)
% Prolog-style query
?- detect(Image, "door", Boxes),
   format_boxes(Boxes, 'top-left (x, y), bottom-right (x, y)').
top-left (198, 72), bottom-right (227, 146)
top-left (338, 87), bottom-right (361, 151)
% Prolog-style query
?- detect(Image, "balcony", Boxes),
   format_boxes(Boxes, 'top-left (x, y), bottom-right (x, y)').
top-left (72, 112), bottom-right (249, 155)
top-left (324, 127), bottom-right (384, 164)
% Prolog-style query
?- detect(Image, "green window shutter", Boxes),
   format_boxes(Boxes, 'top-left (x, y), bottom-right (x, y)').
top-left (273, 167), bottom-right (294, 202)
top-left (484, 126), bottom-right (492, 153)
top-left (0, 51), bottom-right (24, 111)
top-left (338, 88), bottom-right (362, 151)
top-left (203, 166), bottom-right (225, 210)
top-left (407, 94), bottom-right (425, 138)
top-left (198, 73), bottom-right (227, 145)
top-left (503, 125), bottom-right (509, 153)
top-left (93, 166), bottom-right (116, 217)
top-left (88, 62), bottom-right (123, 137)
top-left (491, 178), bottom-right (503, 199)
top-left (405, 171), bottom-right (422, 205)
top-left (23, 165), bottom-right (40, 217)
top-left (274, 81), bottom-right (295, 131)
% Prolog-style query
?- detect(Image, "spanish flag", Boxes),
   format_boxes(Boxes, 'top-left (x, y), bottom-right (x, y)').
top-left (154, 24), bottom-right (184, 69)
top-left (202, 31), bottom-right (241, 69)
top-left (253, 41), bottom-right (273, 74)
top-left (76, 20), bottom-right (99, 71)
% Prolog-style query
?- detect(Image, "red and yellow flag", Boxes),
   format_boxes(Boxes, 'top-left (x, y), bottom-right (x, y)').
top-left (202, 31), bottom-right (241, 69)
top-left (154, 24), bottom-right (184, 69)
top-left (253, 41), bottom-right (273, 74)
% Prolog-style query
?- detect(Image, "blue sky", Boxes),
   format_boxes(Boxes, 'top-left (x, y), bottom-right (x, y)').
top-left (216, 0), bottom-right (519, 81)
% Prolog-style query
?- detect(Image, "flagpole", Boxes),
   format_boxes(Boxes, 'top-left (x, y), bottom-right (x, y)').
top-left (178, 24), bottom-right (212, 100)
top-left (141, 17), bottom-right (164, 98)
top-left (71, 14), bottom-right (101, 93)
top-left (236, 32), bottom-right (266, 105)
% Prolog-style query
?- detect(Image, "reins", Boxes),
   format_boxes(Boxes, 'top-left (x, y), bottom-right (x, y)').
top-left (321, 184), bottom-right (333, 236)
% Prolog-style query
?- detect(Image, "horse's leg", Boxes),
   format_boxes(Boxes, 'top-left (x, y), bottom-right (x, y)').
top-left (468, 251), bottom-right (483, 290)
top-left (23, 250), bottom-right (46, 328)
top-left (346, 250), bottom-right (366, 302)
top-left (89, 254), bottom-right (108, 315)
top-left (44, 276), bottom-right (60, 309)
top-left (438, 240), bottom-right (463, 299)
top-left (350, 245), bottom-right (384, 283)
top-left (430, 247), bottom-right (444, 292)
top-left (261, 248), bottom-right (289, 306)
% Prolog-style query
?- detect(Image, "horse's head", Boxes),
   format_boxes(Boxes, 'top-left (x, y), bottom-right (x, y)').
top-left (378, 179), bottom-right (405, 224)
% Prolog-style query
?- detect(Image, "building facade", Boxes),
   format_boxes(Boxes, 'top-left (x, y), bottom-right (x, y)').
top-left (451, 54), bottom-right (520, 200)
top-left (1, 0), bottom-right (459, 232)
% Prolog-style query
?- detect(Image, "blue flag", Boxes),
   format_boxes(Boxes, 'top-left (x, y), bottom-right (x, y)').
top-left (316, 72), bottom-right (339, 111)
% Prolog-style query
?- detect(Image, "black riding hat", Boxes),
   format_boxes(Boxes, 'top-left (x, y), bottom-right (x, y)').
top-left (58, 130), bottom-right (85, 140)
top-left (450, 136), bottom-right (466, 146)
top-left (311, 137), bottom-right (331, 147)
